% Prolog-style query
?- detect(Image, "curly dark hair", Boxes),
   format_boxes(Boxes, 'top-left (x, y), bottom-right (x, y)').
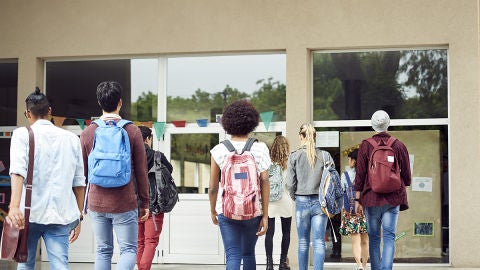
top-left (221, 99), bottom-right (259, 135)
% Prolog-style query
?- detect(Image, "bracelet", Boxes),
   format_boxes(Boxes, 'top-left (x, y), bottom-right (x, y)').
top-left (354, 198), bottom-right (360, 201)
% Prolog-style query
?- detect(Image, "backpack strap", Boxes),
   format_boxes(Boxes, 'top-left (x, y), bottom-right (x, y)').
top-left (221, 140), bottom-right (236, 152)
top-left (117, 119), bottom-right (132, 128)
top-left (385, 136), bottom-right (397, 147)
top-left (242, 138), bottom-right (258, 153)
top-left (93, 119), bottom-right (106, 127)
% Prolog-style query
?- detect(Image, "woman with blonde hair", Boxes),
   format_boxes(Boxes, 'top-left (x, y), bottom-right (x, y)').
top-left (285, 123), bottom-right (335, 270)
top-left (265, 135), bottom-right (293, 270)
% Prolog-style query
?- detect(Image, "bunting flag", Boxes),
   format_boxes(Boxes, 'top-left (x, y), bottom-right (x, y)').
top-left (85, 119), bottom-right (92, 126)
top-left (76, 119), bottom-right (86, 130)
top-left (153, 122), bottom-right (167, 141)
top-left (259, 111), bottom-right (274, 131)
top-left (52, 116), bottom-right (66, 127)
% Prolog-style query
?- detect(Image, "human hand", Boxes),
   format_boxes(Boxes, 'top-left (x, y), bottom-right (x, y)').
top-left (139, 208), bottom-right (149, 222)
top-left (355, 201), bottom-right (363, 215)
top-left (256, 216), bottom-right (268, 236)
top-left (211, 211), bottom-right (218, 225)
top-left (6, 207), bottom-right (25, 229)
top-left (69, 222), bottom-right (81, 243)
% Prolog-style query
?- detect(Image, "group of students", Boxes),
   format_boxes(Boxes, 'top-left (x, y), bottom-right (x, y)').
top-left (208, 101), bottom-right (411, 270)
top-left (6, 82), bottom-right (169, 270)
top-left (5, 80), bottom-right (410, 270)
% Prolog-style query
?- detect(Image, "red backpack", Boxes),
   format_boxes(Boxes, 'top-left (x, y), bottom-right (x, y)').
top-left (366, 136), bottom-right (402, 193)
top-left (221, 138), bottom-right (262, 220)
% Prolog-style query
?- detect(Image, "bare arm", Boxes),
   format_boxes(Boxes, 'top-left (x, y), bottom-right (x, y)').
top-left (257, 170), bottom-right (269, 236)
top-left (69, 186), bottom-right (85, 243)
top-left (7, 173), bottom-right (25, 229)
top-left (208, 156), bottom-right (220, 225)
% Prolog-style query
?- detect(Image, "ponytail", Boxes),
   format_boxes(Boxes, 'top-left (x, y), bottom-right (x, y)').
top-left (299, 123), bottom-right (317, 168)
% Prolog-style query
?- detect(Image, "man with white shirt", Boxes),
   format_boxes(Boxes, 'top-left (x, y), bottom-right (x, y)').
top-left (7, 87), bottom-right (85, 270)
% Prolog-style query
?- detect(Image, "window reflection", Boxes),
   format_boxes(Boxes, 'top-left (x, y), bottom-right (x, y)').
top-left (313, 49), bottom-right (448, 120)
top-left (170, 133), bottom-right (219, 193)
top-left (167, 54), bottom-right (286, 123)
top-left (45, 59), bottom-right (158, 123)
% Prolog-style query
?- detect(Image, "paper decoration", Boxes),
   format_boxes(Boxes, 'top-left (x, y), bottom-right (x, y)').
top-left (172, 120), bottom-right (186, 127)
top-left (85, 119), bottom-right (92, 126)
top-left (259, 111), bottom-right (274, 131)
top-left (153, 122), bottom-right (167, 141)
top-left (52, 116), bottom-right (66, 127)
top-left (76, 119), bottom-right (86, 130)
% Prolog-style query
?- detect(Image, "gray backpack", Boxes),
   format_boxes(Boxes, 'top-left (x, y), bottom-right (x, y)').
top-left (268, 163), bottom-right (283, 202)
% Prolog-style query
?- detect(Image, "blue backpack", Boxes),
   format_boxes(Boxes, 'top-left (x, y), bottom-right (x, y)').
top-left (319, 150), bottom-right (343, 242)
top-left (88, 119), bottom-right (132, 188)
top-left (319, 151), bottom-right (343, 218)
top-left (343, 171), bottom-right (355, 214)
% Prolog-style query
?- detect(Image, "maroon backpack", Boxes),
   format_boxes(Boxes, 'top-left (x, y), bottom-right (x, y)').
top-left (366, 136), bottom-right (402, 193)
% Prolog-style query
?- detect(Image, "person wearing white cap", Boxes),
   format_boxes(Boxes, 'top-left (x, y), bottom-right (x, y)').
top-left (353, 110), bottom-right (412, 270)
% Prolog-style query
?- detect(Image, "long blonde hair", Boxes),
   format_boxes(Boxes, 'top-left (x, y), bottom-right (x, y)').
top-left (299, 123), bottom-right (317, 168)
top-left (270, 135), bottom-right (290, 170)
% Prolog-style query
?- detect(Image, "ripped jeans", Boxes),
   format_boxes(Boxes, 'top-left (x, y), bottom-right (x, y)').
top-left (295, 195), bottom-right (328, 270)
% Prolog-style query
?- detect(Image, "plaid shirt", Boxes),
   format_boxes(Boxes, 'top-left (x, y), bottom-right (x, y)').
top-left (354, 132), bottom-right (411, 211)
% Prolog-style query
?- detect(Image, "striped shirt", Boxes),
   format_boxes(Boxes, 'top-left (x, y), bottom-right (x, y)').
top-left (210, 140), bottom-right (271, 215)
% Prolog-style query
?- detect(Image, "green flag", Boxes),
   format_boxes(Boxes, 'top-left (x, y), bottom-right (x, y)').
top-left (260, 111), bottom-right (274, 131)
top-left (76, 119), bottom-right (86, 130)
top-left (153, 122), bottom-right (167, 141)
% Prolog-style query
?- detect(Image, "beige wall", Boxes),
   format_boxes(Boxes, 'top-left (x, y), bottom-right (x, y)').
top-left (1, 0), bottom-right (479, 267)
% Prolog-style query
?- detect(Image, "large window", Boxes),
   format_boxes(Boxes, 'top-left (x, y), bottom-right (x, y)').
top-left (313, 48), bottom-right (449, 264)
top-left (164, 54), bottom-right (286, 193)
top-left (313, 49), bottom-right (447, 120)
top-left (167, 54), bottom-right (286, 123)
top-left (45, 59), bottom-right (158, 123)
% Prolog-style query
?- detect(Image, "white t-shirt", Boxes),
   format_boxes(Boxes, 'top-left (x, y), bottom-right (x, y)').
top-left (210, 140), bottom-right (271, 215)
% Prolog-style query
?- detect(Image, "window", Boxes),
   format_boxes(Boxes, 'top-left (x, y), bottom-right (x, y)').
top-left (0, 61), bottom-right (18, 126)
top-left (163, 54), bottom-right (287, 193)
top-left (167, 54), bottom-right (286, 123)
top-left (313, 49), bottom-right (447, 120)
top-left (313, 48), bottom-right (449, 264)
top-left (45, 58), bottom-right (158, 123)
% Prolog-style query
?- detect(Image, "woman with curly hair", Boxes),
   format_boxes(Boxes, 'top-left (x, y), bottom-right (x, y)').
top-left (339, 148), bottom-right (368, 270)
top-left (208, 99), bottom-right (271, 270)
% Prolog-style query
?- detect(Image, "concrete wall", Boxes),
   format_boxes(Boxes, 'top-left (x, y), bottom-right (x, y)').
top-left (1, 0), bottom-right (479, 267)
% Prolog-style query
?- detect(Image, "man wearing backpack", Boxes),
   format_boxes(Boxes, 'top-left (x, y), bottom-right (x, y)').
top-left (354, 110), bottom-right (411, 270)
top-left (80, 81), bottom-right (150, 270)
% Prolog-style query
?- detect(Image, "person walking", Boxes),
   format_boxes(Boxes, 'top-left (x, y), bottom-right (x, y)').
top-left (265, 135), bottom-right (293, 270)
top-left (339, 148), bottom-right (368, 270)
top-left (136, 126), bottom-right (173, 270)
top-left (80, 81), bottom-right (150, 270)
top-left (354, 110), bottom-right (411, 270)
top-left (7, 87), bottom-right (85, 270)
top-left (285, 123), bottom-right (335, 270)
top-left (208, 99), bottom-right (271, 270)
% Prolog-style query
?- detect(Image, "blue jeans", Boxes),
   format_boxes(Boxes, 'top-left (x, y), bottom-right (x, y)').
top-left (365, 205), bottom-right (400, 270)
top-left (295, 195), bottom-right (328, 270)
top-left (89, 209), bottom-right (138, 270)
top-left (217, 214), bottom-right (261, 270)
top-left (17, 220), bottom-right (79, 270)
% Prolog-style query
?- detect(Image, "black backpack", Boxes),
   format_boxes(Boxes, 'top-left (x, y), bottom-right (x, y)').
top-left (149, 151), bottom-right (179, 214)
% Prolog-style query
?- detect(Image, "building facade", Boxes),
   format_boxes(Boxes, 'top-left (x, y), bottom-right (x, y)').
top-left (1, 0), bottom-right (479, 267)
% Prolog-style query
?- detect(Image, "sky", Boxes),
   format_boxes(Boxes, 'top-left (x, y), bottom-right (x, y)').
top-left (130, 54), bottom-right (287, 101)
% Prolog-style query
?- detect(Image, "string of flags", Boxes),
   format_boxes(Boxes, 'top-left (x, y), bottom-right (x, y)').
top-left (48, 110), bottom-right (275, 141)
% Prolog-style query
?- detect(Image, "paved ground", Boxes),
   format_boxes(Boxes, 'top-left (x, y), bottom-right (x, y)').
top-left (1, 261), bottom-right (478, 270)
